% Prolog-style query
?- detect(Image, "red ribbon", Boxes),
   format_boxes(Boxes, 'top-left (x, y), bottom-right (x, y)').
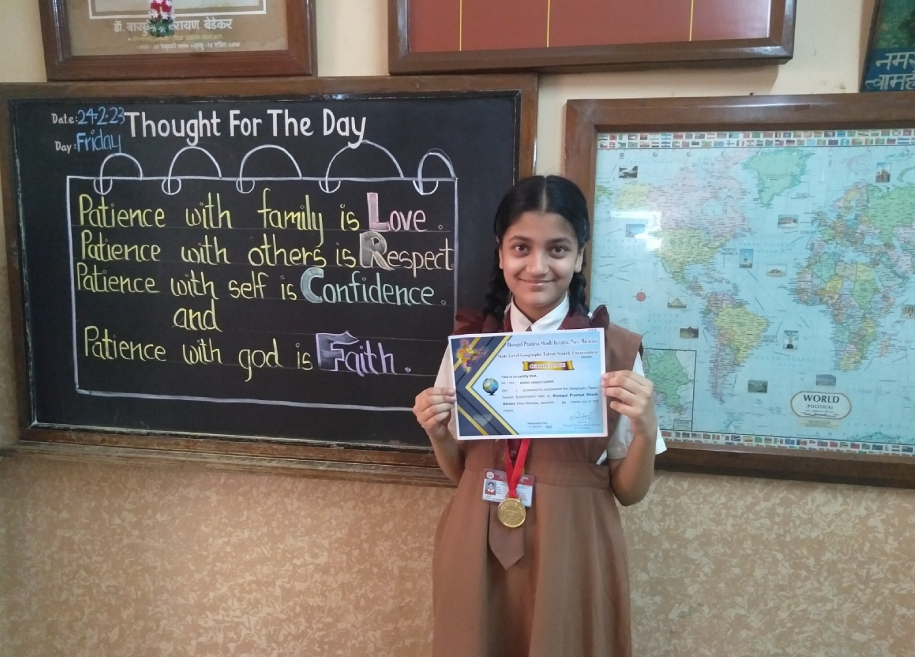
top-left (502, 311), bottom-right (531, 500)
top-left (504, 438), bottom-right (531, 499)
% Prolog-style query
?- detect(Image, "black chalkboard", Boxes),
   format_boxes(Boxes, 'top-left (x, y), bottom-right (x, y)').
top-left (0, 77), bottom-right (537, 462)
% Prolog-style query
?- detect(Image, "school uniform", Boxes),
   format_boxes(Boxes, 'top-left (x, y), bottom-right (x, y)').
top-left (431, 297), bottom-right (666, 657)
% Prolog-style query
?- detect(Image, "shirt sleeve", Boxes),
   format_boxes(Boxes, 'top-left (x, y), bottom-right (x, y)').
top-left (605, 351), bottom-right (667, 460)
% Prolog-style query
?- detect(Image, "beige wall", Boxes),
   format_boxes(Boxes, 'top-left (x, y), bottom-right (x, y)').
top-left (2, 1), bottom-right (914, 656)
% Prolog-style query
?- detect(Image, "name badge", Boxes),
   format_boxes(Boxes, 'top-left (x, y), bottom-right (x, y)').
top-left (481, 469), bottom-right (534, 507)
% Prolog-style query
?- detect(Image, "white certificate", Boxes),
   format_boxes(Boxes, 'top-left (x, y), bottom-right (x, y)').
top-left (449, 328), bottom-right (607, 439)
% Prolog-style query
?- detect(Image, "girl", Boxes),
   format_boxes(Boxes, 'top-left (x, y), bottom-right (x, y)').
top-left (413, 175), bottom-right (665, 657)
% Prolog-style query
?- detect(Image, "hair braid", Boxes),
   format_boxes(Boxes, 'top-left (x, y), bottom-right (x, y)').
top-left (481, 245), bottom-right (510, 322)
top-left (569, 271), bottom-right (589, 316)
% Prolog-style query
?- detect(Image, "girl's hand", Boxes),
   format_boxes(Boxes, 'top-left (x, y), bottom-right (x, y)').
top-left (601, 370), bottom-right (658, 440)
top-left (413, 387), bottom-right (456, 443)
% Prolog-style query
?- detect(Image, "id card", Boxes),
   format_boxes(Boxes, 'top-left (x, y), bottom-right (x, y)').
top-left (481, 469), bottom-right (534, 507)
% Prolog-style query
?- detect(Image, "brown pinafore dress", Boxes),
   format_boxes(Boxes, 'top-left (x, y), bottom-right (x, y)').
top-left (432, 306), bottom-right (643, 657)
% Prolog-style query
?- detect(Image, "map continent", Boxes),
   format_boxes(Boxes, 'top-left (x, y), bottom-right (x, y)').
top-left (642, 349), bottom-right (695, 431)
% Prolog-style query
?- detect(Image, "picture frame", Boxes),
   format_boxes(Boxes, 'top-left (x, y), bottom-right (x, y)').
top-left (861, 0), bottom-right (915, 92)
top-left (564, 93), bottom-right (915, 489)
top-left (37, 0), bottom-right (317, 80)
top-left (389, 0), bottom-right (797, 74)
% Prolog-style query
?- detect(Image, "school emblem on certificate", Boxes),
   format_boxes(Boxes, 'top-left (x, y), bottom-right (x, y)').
top-left (449, 328), bottom-right (607, 440)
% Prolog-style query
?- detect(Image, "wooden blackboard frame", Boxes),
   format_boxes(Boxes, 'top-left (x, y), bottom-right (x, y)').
top-left (0, 75), bottom-right (537, 484)
top-left (564, 93), bottom-right (915, 490)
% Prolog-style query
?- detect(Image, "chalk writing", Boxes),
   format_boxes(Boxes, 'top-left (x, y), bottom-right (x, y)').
top-left (64, 139), bottom-right (456, 406)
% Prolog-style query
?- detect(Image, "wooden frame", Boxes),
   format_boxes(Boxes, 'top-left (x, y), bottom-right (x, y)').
top-left (0, 74), bottom-right (538, 484)
top-left (38, 0), bottom-right (317, 80)
top-left (565, 93), bottom-right (915, 489)
top-left (389, 0), bottom-right (796, 74)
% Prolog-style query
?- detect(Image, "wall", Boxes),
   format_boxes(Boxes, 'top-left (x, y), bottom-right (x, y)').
top-left (2, 1), bottom-right (914, 656)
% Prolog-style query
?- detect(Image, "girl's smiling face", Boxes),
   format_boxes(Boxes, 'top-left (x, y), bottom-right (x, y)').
top-left (498, 210), bottom-right (584, 322)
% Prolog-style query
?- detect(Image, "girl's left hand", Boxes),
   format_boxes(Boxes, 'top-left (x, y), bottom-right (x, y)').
top-left (601, 370), bottom-right (658, 440)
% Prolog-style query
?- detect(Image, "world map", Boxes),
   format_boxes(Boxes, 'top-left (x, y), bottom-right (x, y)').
top-left (591, 129), bottom-right (915, 455)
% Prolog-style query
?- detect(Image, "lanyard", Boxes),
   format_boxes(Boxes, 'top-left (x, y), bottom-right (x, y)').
top-left (503, 438), bottom-right (531, 499)
top-left (502, 308), bottom-right (534, 499)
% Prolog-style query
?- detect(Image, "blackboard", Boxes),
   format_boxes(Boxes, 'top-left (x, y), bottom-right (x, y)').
top-left (0, 76), bottom-right (537, 473)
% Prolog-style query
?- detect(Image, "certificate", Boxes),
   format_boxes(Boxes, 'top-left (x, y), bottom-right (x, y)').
top-left (449, 328), bottom-right (607, 440)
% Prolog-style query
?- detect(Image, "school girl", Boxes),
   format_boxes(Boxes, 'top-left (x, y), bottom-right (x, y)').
top-left (412, 175), bottom-right (666, 657)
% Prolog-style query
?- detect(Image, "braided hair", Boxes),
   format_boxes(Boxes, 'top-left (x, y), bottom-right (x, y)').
top-left (482, 175), bottom-right (591, 322)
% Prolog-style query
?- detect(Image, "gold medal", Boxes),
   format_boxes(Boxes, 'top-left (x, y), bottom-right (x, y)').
top-left (497, 497), bottom-right (526, 528)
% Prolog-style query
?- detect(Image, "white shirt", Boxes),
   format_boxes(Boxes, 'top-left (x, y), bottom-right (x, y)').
top-left (434, 297), bottom-right (666, 460)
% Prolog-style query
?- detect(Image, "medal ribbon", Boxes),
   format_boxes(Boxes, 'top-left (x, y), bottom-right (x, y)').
top-left (503, 438), bottom-right (531, 499)
top-left (486, 306), bottom-right (537, 568)
top-left (502, 306), bottom-right (533, 500)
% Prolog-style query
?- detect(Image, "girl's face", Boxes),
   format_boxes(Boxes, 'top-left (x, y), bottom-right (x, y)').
top-left (498, 210), bottom-right (584, 322)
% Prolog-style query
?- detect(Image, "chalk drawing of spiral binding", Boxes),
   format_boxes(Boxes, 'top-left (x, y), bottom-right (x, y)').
top-left (93, 153), bottom-right (145, 195)
top-left (319, 141), bottom-right (456, 195)
top-left (414, 148), bottom-right (456, 196)
top-left (320, 140), bottom-right (405, 194)
top-left (236, 144), bottom-right (303, 194)
top-left (161, 146), bottom-right (223, 195)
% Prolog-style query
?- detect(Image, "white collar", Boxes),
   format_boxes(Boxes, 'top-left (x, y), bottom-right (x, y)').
top-left (508, 295), bottom-right (570, 333)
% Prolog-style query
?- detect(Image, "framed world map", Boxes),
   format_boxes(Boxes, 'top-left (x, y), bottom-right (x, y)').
top-left (565, 93), bottom-right (915, 488)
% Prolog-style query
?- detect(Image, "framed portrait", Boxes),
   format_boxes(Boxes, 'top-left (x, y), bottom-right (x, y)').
top-left (564, 93), bottom-right (915, 489)
top-left (862, 0), bottom-right (915, 91)
top-left (38, 0), bottom-right (316, 80)
top-left (389, 0), bottom-right (797, 74)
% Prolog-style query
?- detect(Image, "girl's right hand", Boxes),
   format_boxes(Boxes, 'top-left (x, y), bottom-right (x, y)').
top-left (413, 387), bottom-right (456, 442)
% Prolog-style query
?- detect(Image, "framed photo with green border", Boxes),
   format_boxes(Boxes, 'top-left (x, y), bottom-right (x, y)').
top-left (862, 0), bottom-right (915, 91)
